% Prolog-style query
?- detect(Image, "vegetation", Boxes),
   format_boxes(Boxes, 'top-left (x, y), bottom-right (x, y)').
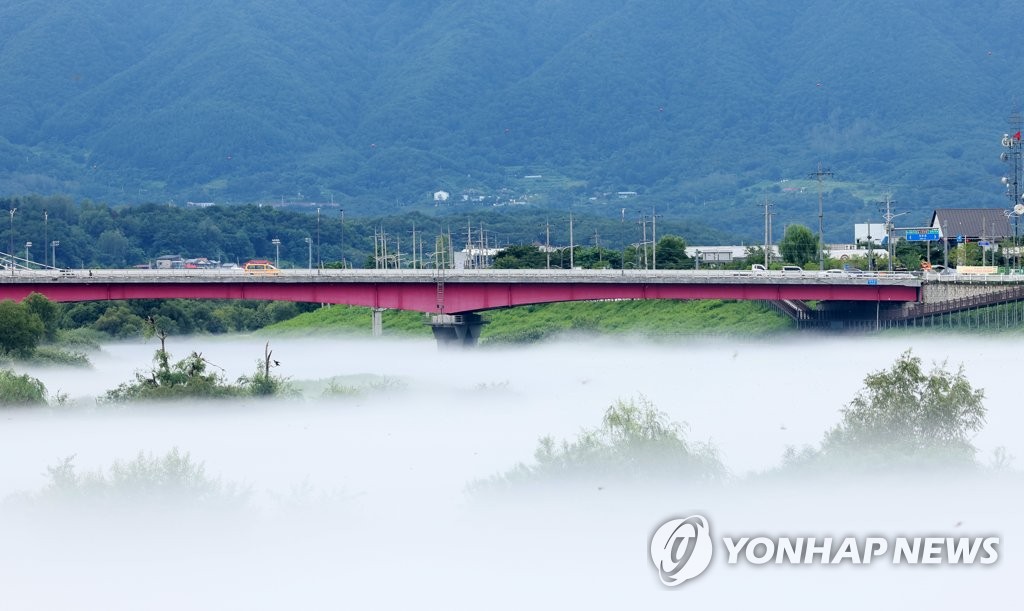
top-left (102, 336), bottom-right (292, 403)
top-left (263, 300), bottom-right (793, 341)
top-left (779, 224), bottom-right (820, 267)
top-left (0, 369), bottom-right (49, 406)
top-left (0, 2), bottom-right (1012, 239)
top-left (0, 300), bottom-right (45, 357)
top-left (265, 304), bottom-right (429, 337)
top-left (472, 397), bottom-right (725, 492)
top-left (782, 350), bottom-right (987, 472)
top-left (24, 449), bottom-right (248, 511)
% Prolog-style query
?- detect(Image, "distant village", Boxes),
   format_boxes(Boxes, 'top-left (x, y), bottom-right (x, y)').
top-left (152, 208), bottom-right (1017, 271)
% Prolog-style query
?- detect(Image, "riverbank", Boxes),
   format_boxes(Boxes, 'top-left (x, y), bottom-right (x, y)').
top-left (263, 299), bottom-right (795, 343)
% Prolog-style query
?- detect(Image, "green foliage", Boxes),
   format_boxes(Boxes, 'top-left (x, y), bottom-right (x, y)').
top-left (655, 235), bottom-right (688, 269)
top-left (473, 397), bottom-right (725, 491)
top-left (493, 245), bottom-right (549, 269)
top-left (102, 349), bottom-right (241, 403)
top-left (33, 449), bottom-right (248, 510)
top-left (0, 4), bottom-right (1012, 238)
top-left (236, 342), bottom-right (296, 397)
top-left (779, 224), bottom-right (819, 267)
top-left (782, 350), bottom-right (987, 472)
top-left (321, 375), bottom-right (408, 398)
top-left (0, 300), bottom-right (45, 357)
top-left (0, 369), bottom-right (48, 406)
top-left (481, 300), bottom-right (792, 343)
top-left (26, 346), bottom-right (91, 367)
top-left (264, 304), bottom-right (430, 336)
top-left (22, 293), bottom-right (60, 341)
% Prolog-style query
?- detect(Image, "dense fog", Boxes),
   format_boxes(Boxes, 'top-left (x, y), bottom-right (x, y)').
top-left (0, 334), bottom-right (1017, 609)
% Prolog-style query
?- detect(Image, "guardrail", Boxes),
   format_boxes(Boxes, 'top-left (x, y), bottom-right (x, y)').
top-left (0, 267), bottom-right (922, 283)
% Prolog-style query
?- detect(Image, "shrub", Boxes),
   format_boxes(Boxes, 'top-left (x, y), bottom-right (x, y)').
top-left (0, 369), bottom-right (48, 406)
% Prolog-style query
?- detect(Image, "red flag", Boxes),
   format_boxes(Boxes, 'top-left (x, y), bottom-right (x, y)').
top-left (1014, 131), bottom-right (1021, 140)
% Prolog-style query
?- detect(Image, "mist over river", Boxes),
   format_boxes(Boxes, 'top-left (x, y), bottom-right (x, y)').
top-left (0, 334), bottom-right (1018, 609)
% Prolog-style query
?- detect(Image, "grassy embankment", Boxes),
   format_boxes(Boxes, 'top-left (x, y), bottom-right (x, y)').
top-left (263, 300), bottom-right (794, 343)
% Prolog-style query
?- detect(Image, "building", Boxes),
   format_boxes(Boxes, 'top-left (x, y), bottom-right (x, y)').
top-left (930, 208), bottom-right (1013, 242)
top-left (154, 254), bottom-right (184, 269)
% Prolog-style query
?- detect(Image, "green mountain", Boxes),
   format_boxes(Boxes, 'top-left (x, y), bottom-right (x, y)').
top-left (1, 0), bottom-right (1022, 240)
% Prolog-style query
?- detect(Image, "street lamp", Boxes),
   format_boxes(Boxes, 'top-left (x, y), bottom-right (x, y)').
top-left (8, 208), bottom-right (16, 275)
top-left (25, 241), bottom-right (31, 265)
top-left (304, 237), bottom-right (312, 270)
top-left (271, 238), bottom-right (281, 268)
top-left (51, 240), bottom-right (59, 268)
top-left (340, 209), bottom-right (346, 269)
top-left (43, 210), bottom-right (48, 268)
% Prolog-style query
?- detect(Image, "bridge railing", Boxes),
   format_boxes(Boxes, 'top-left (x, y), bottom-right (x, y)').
top-left (0, 267), bottom-right (922, 283)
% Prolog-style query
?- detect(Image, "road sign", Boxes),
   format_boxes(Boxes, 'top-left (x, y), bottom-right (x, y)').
top-left (905, 229), bottom-right (940, 242)
top-left (979, 240), bottom-right (991, 247)
top-left (957, 235), bottom-right (964, 243)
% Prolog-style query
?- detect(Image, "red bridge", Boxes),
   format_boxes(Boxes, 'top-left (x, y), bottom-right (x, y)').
top-left (0, 268), bottom-right (922, 344)
top-left (0, 268), bottom-right (920, 312)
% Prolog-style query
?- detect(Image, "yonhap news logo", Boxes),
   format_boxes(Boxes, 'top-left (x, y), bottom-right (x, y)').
top-left (649, 515), bottom-right (714, 586)
top-left (650, 515), bottom-right (999, 587)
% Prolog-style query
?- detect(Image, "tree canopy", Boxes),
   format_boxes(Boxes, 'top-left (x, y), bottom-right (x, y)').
top-left (779, 224), bottom-right (819, 267)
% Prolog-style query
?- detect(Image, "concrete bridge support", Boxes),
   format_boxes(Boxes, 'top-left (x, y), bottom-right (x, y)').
top-left (372, 307), bottom-right (384, 336)
top-left (428, 313), bottom-right (487, 348)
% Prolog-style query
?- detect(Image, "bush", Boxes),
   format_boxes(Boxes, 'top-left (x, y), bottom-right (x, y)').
top-left (0, 369), bottom-right (48, 406)
top-left (30, 448), bottom-right (248, 511)
top-left (781, 349), bottom-right (987, 473)
top-left (0, 300), bottom-right (44, 357)
top-left (102, 349), bottom-right (241, 403)
top-left (473, 396), bottom-right (725, 492)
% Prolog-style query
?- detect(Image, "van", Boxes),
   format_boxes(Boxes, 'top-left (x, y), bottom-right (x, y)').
top-left (781, 265), bottom-right (803, 273)
top-left (243, 259), bottom-right (280, 275)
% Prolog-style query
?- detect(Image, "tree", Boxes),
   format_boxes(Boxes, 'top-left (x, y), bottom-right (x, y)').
top-left (0, 300), bottom-right (44, 357)
top-left (474, 396), bottom-right (725, 491)
top-left (655, 235), bottom-right (688, 269)
top-left (821, 350), bottom-right (986, 464)
top-left (779, 224), bottom-right (819, 267)
top-left (0, 369), bottom-right (48, 406)
top-left (493, 244), bottom-right (548, 269)
top-left (22, 293), bottom-right (60, 341)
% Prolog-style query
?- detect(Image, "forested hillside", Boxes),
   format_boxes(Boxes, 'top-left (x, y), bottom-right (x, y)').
top-left (1, 0), bottom-right (1022, 240)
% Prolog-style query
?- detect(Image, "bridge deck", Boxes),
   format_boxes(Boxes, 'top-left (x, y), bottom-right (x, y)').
top-left (0, 268), bottom-right (921, 314)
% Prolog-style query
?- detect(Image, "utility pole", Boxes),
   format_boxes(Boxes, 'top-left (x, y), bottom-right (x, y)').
top-left (810, 163), bottom-right (833, 270)
top-left (545, 221), bottom-right (551, 270)
top-left (651, 207), bottom-right (662, 270)
top-left (866, 221), bottom-right (874, 271)
top-left (761, 194), bottom-right (775, 268)
top-left (410, 224), bottom-right (417, 269)
top-left (316, 207), bottom-right (321, 270)
top-left (569, 212), bottom-right (575, 269)
top-left (1001, 111), bottom-right (1024, 271)
top-left (43, 210), bottom-right (48, 268)
top-left (638, 214), bottom-right (649, 269)
top-left (879, 194), bottom-right (897, 272)
top-left (340, 209), bottom-right (346, 269)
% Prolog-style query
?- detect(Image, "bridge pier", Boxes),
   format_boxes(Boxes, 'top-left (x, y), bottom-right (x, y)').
top-left (372, 307), bottom-right (384, 336)
top-left (427, 312), bottom-right (487, 348)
